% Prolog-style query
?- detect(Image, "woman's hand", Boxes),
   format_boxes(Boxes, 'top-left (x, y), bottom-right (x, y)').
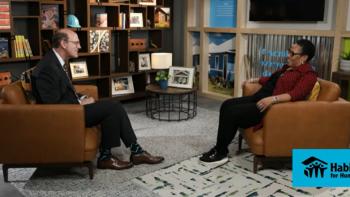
top-left (256, 96), bottom-right (275, 112)
top-left (80, 97), bottom-right (95, 105)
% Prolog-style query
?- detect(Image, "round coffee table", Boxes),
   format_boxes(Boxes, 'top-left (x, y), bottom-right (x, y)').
top-left (145, 84), bottom-right (197, 121)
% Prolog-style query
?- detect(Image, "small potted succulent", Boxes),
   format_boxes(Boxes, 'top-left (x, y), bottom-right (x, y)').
top-left (340, 51), bottom-right (350, 71)
top-left (155, 70), bottom-right (169, 90)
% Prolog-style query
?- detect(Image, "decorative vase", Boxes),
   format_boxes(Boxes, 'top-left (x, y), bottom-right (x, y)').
top-left (159, 80), bottom-right (168, 90)
top-left (340, 59), bottom-right (350, 71)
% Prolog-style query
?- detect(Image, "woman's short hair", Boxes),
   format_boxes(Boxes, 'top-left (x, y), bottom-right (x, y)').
top-left (52, 31), bottom-right (68, 48)
top-left (296, 39), bottom-right (315, 62)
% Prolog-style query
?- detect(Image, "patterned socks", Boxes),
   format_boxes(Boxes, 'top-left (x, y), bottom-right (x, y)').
top-left (130, 143), bottom-right (144, 155)
top-left (98, 148), bottom-right (112, 161)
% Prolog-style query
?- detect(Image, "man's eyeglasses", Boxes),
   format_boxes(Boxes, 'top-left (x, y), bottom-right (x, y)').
top-left (66, 40), bottom-right (80, 46)
top-left (288, 48), bottom-right (303, 57)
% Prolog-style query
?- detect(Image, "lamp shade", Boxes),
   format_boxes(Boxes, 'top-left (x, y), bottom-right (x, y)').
top-left (151, 53), bottom-right (172, 69)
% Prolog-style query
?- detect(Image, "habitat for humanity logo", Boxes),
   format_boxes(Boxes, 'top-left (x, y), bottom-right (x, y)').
top-left (302, 156), bottom-right (327, 178)
top-left (293, 149), bottom-right (350, 187)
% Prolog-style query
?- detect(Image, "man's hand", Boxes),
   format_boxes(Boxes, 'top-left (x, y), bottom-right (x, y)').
top-left (80, 97), bottom-right (95, 105)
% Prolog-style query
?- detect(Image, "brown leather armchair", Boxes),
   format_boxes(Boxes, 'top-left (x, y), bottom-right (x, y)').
top-left (0, 81), bottom-right (100, 182)
top-left (238, 78), bottom-right (350, 173)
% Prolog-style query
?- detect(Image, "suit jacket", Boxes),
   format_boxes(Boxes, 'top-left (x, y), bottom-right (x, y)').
top-left (32, 50), bottom-right (79, 104)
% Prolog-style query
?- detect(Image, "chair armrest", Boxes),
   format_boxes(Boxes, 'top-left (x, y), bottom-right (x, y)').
top-left (75, 85), bottom-right (98, 100)
top-left (242, 83), bottom-right (262, 96)
top-left (263, 101), bottom-right (350, 156)
top-left (0, 104), bottom-right (86, 164)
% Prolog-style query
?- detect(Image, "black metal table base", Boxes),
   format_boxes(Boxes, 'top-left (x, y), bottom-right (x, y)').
top-left (146, 91), bottom-right (197, 121)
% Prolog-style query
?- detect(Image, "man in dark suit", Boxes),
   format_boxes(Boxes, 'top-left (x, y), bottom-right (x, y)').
top-left (32, 29), bottom-right (164, 170)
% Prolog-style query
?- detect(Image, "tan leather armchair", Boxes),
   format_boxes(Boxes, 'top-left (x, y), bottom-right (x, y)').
top-left (239, 79), bottom-right (350, 173)
top-left (0, 81), bottom-right (100, 182)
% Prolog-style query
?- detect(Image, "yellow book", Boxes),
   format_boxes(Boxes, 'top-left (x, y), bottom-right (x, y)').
top-left (25, 38), bottom-right (33, 57)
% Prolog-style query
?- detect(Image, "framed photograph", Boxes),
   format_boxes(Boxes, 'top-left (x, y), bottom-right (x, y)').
top-left (129, 13), bottom-right (143, 28)
top-left (69, 60), bottom-right (89, 79)
top-left (138, 0), bottom-right (156, 6)
top-left (168, 66), bottom-right (195, 89)
top-left (111, 76), bottom-right (135, 96)
top-left (41, 4), bottom-right (59, 29)
top-left (155, 7), bottom-right (171, 28)
top-left (138, 53), bottom-right (151, 71)
top-left (89, 30), bottom-right (110, 53)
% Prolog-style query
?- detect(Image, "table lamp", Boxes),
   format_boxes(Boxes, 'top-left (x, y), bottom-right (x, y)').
top-left (151, 53), bottom-right (172, 69)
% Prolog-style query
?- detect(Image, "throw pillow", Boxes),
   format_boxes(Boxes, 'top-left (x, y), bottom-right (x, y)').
top-left (20, 67), bottom-right (36, 104)
top-left (307, 81), bottom-right (320, 101)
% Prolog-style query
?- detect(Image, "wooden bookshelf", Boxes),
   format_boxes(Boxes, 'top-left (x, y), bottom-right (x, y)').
top-left (0, 0), bottom-right (173, 101)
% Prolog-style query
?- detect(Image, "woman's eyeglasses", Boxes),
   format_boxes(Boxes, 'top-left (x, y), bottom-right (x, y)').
top-left (288, 48), bottom-right (303, 57)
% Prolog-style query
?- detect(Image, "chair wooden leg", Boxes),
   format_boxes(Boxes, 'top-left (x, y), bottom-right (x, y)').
top-left (85, 161), bottom-right (94, 180)
top-left (2, 164), bottom-right (9, 182)
top-left (253, 155), bottom-right (265, 173)
top-left (236, 128), bottom-right (244, 155)
top-left (253, 156), bottom-right (258, 173)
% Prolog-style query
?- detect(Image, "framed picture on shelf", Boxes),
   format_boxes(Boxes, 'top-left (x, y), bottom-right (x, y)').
top-left (138, 0), bottom-right (156, 6)
top-left (138, 53), bottom-right (151, 71)
top-left (129, 13), bottom-right (143, 28)
top-left (155, 7), bottom-right (171, 28)
top-left (89, 30), bottom-right (110, 53)
top-left (95, 13), bottom-right (108, 27)
top-left (168, 66), bottom-right (195, 89)
top-left (69, 60), bottom-right (89, 79)
top-left (111, 76), bottom-right (135, 96)
top-left (41, 4), bottom-right (59, 29)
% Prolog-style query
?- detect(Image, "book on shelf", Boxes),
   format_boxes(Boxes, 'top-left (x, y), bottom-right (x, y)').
top-left (0, 2), bottom-right (9, 12)
top-left (0, 37), bottom-right (9, 59)
top-left (155, 7), bottom-right (170, 28)
top-left (41, 4), bottom-right (59, 29)
top-left (14, 35), bottom-right (33, 58)
top-left (96, 13), bottom-right (108, 27)
top-left (0, 1), bottom-right (10, 30)
top-left (89, 30), bottom-right (110, 53)
top-left (119, 12), bottom-right (126, 29)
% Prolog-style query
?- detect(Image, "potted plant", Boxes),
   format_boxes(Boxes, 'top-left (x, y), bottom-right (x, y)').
top-left (340, 51), bottom-right (350, 71)
top-left (155, 70), bottom-right (169, 90)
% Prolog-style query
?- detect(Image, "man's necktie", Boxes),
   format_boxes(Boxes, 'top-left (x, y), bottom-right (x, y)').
top-left (63, 63), bottom-right (71, 79)
top-left (63, 63), bottom-right (80, 101)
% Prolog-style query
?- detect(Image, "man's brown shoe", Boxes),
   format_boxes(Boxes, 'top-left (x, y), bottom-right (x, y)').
top-left (97, 157), bottom-right (133, 170)
top-left (130, 151), bottom-right (164, 165)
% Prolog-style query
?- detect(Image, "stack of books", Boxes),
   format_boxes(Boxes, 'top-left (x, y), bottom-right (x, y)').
top-left (0, 2), bottom-right (10, 30)
top-left (13, 35), bottom-right (33, 58)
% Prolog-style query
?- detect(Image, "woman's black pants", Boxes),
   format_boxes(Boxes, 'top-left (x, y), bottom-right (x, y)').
top-left (215, 95), bottom-right (266, 155)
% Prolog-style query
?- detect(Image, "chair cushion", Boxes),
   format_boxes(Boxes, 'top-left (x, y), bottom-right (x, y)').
top-left (20, 67), bottom-right (36, 104)
top-left (307, 81), bottom-right (320, 101)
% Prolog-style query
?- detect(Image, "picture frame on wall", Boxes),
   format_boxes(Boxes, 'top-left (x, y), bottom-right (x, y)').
top-left (168, 66), bottom-right (195, 89)
top-left (69, 60), bottom-right (89, 79)
top-left (129, 13), bottom-right (143, 28)
top-left (138, 53), bottom-right (151, 71)
top-left (111, 76), bottom-right (135, 96)
top-left (138, 0), bottom-right (156, 6)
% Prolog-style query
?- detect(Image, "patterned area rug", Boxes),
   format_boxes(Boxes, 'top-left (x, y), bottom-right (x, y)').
top-left (133, 153), bottom-right (350, 196)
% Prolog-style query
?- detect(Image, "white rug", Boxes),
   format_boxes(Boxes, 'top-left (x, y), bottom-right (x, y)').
top-left (133, 153), bottom-right (350, 197)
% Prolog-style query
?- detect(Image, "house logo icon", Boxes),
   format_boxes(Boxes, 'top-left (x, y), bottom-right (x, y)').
top-left (302, 156), bottom-right (328, 178)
